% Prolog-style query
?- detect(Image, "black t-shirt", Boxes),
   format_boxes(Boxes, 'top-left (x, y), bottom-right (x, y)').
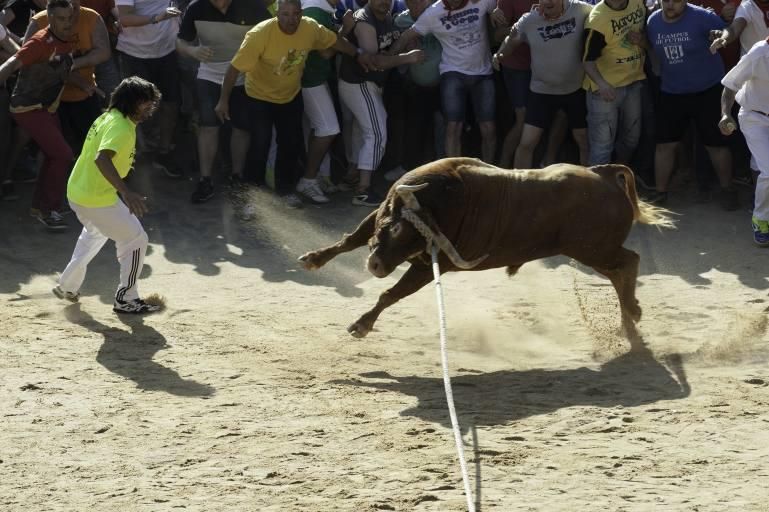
top-left (177, 0), bottom-right (270, 42)
top-left (4, 0), bottom-right (43, 37)
top-left (338, 6), bottom-right (399, 86)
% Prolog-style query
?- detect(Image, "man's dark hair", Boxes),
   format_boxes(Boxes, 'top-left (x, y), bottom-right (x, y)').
top-left (108, 76), bottom-right (162, 118)
top-left (47, 0), bottom-right (73, 10)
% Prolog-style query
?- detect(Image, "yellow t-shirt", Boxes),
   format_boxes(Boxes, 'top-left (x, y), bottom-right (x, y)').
top-left (231, 17), bottom-right (337, 104)
top-left (67, 109), bottom-right (136, 208)
top-left (582, 0), bottom-right (646, 91)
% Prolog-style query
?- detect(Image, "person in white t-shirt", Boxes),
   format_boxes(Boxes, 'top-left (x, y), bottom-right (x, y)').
top-left (720, 39), bottom-right (769, 246)
top-left (116, 0), bottom-right (182, 176)
top-left (710, 0), bottom-right (769, 55)
top-left (389, 0), bottom-right (502, 162)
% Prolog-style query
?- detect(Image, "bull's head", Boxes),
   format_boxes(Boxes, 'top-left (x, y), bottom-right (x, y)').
top-left (366, 183), bottom-right (487, 277)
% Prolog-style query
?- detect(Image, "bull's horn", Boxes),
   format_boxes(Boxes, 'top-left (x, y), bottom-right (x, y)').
top-left (431, 229), bottom-right (488, 269)
top-left (395, 183), bottom-right (429, 211)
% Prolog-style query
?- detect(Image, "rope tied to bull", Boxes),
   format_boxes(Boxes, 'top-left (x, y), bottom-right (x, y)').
top-left (397, 184), bottom-right (479, 512)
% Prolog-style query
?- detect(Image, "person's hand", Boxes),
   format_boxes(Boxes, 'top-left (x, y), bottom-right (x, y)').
top-left (721, 1), bottom-right (736, 22)
top-left (490, 7), bottom-right (508, 27)
top-left (597, 82), bottom-right (616, 102)
top-left (121, 189), bottom-right (148, 217)
top-left (156, 7), bottom-right (182, 22)
top-left (718, 114), bottom-right (737, 136)
top-left (492, 52), bottom-right (503, 71)
top-left (406, 48), bottom-right (425, 64)
top-left (710, 30), bottom-right (727, 53)
top-left (113, 19), bottom-right (122, 33)
top-left (627, 30), bottom-right (644, 46)
top-left (356, 51), bottom-right (378, 72)
top-left (214, 98), bottom-right (230, 123)
top-left (341, 9), bottom-right (355, 34)
top-left (194, 45), bottom-right (214, 63)
top-left (86, 84), bottom-right (106, 98)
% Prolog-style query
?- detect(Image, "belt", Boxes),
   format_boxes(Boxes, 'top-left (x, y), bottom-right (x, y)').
top-left (751, 110), bottom-right (769, 117)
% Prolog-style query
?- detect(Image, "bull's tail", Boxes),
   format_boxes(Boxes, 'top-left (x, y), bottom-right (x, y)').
top-left (594, 165), bottom-right (676, 229)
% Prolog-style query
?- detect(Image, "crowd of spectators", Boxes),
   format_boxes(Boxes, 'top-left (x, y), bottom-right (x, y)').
top-left (1, 0), bottom-right (768, 243)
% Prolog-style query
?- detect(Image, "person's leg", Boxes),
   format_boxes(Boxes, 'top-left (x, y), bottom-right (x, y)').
top-left (615, 82), bottom-right (642, 164)
top-left (513, 124), bottom-right (544, 169)
top-left (586, 88), bottom-right (621, 165)
top-left (301, 83), bottom-right (339, 180)
top-left (190, 79), bottom-right (222, 203)
top-left (58, 205), bottom-right (110, 294)
top-left (654, 142), bottom-right (678, 194)
top-left (564, 89), bottom-right (589, 166)
top-left (338, 80), bottom-right (387, 202)
top-left (697, 84), bottom-right (737, 209)
top-left (440, 72), bottom-right (467, 157)
top-left (12, 110), bottom-right (73, 217)
top-left (0, 88), bottom-right (13, 199)
top-left (499, 68), bottom-right (530, 168)
top-left (470, 74), bottom-right (497, 163)
top-left (651, 90), bottom-right (686, 200)
top-left (738, 110), bottom-right (769, 244)
top-left (273, 94), bottom-right (305, 195)
top-left (227, 86), bottom-right (253, 181)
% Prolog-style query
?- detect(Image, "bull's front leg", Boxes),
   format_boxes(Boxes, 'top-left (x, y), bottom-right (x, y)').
top-left (299, 210), bottom-right (377, 270)
top-left (349, 264), bottom-right (434, 338)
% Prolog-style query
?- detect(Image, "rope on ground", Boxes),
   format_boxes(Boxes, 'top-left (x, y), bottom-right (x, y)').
top-left (430, 244), bottom-right (476, 512)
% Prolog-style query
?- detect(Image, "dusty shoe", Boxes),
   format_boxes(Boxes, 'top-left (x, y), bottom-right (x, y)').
top-left (352, 188), bottom-right (383, 207)
top-left (318, 176), bottom-right (339, 194)
top-left (718, 187), bottom-right (739, 211)
top-left (752, 217), bottom-right (769, 247)
top-left (52, 285), bottom-right (79, 302)
top-left (191, 178), bottom-right (214, 203)
top-left (296, 178), bottom-right (329, 204)
top-left (35, 210), bottom-right (67, 232)
top-left (113, 298), bottom-right (161, 314)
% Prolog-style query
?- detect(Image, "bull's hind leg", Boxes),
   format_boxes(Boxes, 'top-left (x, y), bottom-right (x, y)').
top-left (299, 210), bottom-right (377, 270)
top-left (349, 264), bottom-right (433, 338)
top-left (590, 247), bottom-right (642, 324)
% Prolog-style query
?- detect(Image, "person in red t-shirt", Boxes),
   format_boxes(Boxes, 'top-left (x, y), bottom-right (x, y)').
top-left (0, 0), bottom-right (88, 230)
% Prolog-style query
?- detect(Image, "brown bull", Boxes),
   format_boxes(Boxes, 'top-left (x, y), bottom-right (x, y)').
top-left (299, 157), bottom-right (673, 338)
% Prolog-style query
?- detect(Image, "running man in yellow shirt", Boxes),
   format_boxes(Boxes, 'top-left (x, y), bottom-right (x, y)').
top-left (53, 76), bottom-right (163, 314)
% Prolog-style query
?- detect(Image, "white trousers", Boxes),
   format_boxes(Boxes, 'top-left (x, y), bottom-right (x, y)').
top-left (58, 200), bottom-right (149, 302)
top-left (338, 79), bottom-right (387, 172)
top-left (739, 109), bottom-right (769, 221)
top-left (302, 83), bottom-right (339, 178)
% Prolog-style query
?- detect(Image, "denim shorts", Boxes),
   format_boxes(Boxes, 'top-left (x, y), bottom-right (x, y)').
top-left (440, 71), bottom-right (496, 123)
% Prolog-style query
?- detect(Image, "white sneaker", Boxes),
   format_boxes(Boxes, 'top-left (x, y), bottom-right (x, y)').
top-left (384, 166), bottom-right (408, 182)
top-left (296, 178), bottom-right (330, 204)
top-left (318, 176), bottom-right (339, 194)
top-left (283, 193), bottom-right (304, 209)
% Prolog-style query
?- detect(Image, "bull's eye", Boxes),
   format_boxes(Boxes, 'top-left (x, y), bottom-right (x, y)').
top-left (390, 222), bottom-right (402, 237)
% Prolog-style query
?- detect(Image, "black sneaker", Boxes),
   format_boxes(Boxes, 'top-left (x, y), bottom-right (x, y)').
top-left (191, 179), bottom-right (214, 203)
top-left (646, 190), bottom-right (668, 206)
top-left (718, 187), bottom-right (739, 211)
top-left (113, 298), bottom-right (161, 315)
top-left (352, 189), bottom-right (383, 207)
top-left (36, 211), bottom-right (67, 231)
top-left (1, 181), bottom-right (18, 201)
top-left (155, 152), bottom-right (183, 179)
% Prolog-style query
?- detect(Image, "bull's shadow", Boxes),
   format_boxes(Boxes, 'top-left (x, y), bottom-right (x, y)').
top-left (331, 343), bottom-right (689, 431)
top-left (63, 304), bottom-right (215, 397)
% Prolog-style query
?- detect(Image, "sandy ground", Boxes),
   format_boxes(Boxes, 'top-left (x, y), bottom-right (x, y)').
top-left (2, 161), bottom-right (769, 512)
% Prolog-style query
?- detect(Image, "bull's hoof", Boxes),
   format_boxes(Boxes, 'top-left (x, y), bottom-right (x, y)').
top-left (627, 301), bottom-right (642, 323)
top-left (347, 322), bottom-right (370, 338)
top-left (298, 252), bottom-right (323, 270)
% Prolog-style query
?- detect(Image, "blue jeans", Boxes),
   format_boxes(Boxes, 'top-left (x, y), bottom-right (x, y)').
top-left (440, 72), bottom-right (496, 123)
top-left (586, 80), bottom-right (642, 165)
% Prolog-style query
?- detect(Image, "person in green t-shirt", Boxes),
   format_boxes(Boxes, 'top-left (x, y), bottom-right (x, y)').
top-left (53, 76), bottom-right (165, 315)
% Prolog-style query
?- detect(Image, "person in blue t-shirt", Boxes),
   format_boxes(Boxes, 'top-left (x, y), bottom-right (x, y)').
top-left (646, 0), bottom-right (738, 210)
